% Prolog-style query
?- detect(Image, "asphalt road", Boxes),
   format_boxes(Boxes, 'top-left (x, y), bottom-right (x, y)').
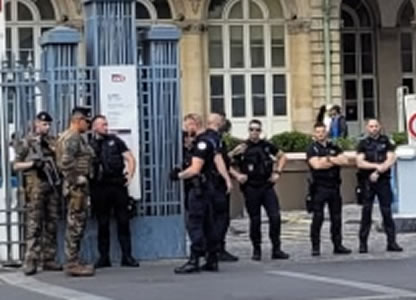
top-left (1, 255), bottom-right (416, 300)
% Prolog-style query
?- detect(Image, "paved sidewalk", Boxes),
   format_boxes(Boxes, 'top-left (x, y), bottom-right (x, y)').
top-left (225, 204), bottom-right (416, 263)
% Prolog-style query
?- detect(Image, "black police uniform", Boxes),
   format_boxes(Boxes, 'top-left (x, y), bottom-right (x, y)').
top-left (175, 129), bottom-right (221, 274)
top-left (90, 133), bottom-right (138, 267)
top-left (306, 141), bottom-right (348, 254)
top-left (234, 139), bottom-right (287, 260)
top-left (356, 135), bottom-right (401, 252)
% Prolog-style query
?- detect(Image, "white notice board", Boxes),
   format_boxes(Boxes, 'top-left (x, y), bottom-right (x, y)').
top-left (99, 65), bottom-right (141, 199)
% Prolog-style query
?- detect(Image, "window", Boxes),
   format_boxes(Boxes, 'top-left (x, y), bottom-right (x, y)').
top-left (5, 0), bottom-right (57, 67)
top-left (341, 0), bottom-right (377, 135)
top-left (208, 0), bottom-right (288, 129)
top-left (134, 0), bottom-right (173, 63)
top-left (400, 1), bottom-right (415, 93)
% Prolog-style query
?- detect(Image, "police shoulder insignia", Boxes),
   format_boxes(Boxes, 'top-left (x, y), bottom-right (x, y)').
top-left (197, 141), bottom-right (207, 150)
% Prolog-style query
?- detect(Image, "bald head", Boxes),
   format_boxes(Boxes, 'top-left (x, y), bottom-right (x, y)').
top-left (366, 119), bottom-right (381, 137)
top-left (207, 113), bottom-right (225, 131)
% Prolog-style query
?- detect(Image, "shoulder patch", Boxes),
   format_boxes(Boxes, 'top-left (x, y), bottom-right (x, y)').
top-left (197, 141), bottom-right (207, 150)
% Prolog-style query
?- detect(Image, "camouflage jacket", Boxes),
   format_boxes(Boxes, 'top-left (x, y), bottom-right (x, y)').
top-left (56, 129), bottom-right (95, 186)
top-left (14, 133), bottom-right (56, 180)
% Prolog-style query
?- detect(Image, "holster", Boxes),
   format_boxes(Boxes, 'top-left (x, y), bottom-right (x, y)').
top-left (355, 173), bottom-right (368, 205)
top-left (305, 178), bottom-right (315, 213)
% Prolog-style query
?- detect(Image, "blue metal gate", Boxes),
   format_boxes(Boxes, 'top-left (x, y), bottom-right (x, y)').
top-left (0, 12), bottom-right (185, 264)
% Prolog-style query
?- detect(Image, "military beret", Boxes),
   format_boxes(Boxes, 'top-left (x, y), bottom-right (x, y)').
top-left (36, 111), bottom-right (53, 122)
top-left (72, 107), bottom-right (92, 119)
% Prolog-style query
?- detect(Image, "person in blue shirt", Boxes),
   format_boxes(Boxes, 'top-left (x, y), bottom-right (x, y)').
top-left (328, 105), bottom-right (348, 139)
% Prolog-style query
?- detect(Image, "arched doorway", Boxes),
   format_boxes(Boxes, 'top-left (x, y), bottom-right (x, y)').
top-left (341, 0), bottom-right (378, 136)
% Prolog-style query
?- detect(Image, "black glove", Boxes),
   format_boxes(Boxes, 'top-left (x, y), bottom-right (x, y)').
top-left (170, 167), bottom-right (181, 181)
top-left (33, 159), bottom-right (44, 170)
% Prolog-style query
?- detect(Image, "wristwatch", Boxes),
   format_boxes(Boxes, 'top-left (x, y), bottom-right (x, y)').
top-left (273, 170), bottom-right (282, 175)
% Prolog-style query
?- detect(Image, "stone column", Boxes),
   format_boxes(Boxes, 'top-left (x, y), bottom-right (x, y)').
top-left (179, 22), bottom-right (207, 117)
top-left (288, 19), bottom-right (314, 133)
top-left (377, 28), bottom-right (401, 133)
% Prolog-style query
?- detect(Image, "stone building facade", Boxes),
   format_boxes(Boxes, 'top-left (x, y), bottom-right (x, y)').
top-left (4, 0), bottom-right (416, 137)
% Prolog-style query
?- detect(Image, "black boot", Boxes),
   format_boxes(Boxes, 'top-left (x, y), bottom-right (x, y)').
top-left (271, 247), bottom-right (290, 260)
top-left (201, 253), bottom-right (219, 272)
top-left (251, 246), bottom-right (261, 261)
top-left (174, 255), bottom-right (200, 274)
top-left (121, 255), bottom-right (140, 267)
top-left (218, 249), bottom-right (239, 262)
top-left (95, 256), bottom-right (111, 269)
top-left (359, 241), bottom-right (368, 254)
top-left (333, 244), bottom-right (352, 255)
top-left (311, 242), bottom-right (320, 256)
top-left (387, 242), bottom-right (403, 252)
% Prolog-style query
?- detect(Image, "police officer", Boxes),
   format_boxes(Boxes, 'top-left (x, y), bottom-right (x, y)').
top-left (215, 117), bottom-right (238, 262)
top-left (171, 113), bottom-right (232, 274)
top-left (230, 120), bottom-right (289, 261)
top-left (56, 107), bottom-right (95, 276)
top-left (89, 115), bottom-right (139, 268)
top-left (306, 122), bottom-right (352, 256)
top-left (13, 112), bottom-right (62, 275)
top-left (182, 113), bottom-right (204, 210)
top-left (356, 119), bottom-right (403, 253)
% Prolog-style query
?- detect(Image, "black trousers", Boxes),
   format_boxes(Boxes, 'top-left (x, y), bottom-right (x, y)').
top-left (213, 189), bottom-right (230, 251)
top-left (91, 183), bottom-right (132, 258)
top-left (310, 185), bottom-right (343, 248)
top-left (242, 184), bottom-right (281, 249)
top-left (187, 183), bottom-right (220, 257)
top-left (359, 178), bottom-right (396, 245)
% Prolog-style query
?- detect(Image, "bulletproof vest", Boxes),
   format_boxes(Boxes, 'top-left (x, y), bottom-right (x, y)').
top-left (19, 134), bottom-right (56, 180)
top-left (358, 135), bottom-right (391, 179)
top-left (91, 135), bottom-right (125, 179)
top-left (240, 140), bottom-right (274, 184)
top-left (56, 130), bottom-right (94, 178)
top-left (310, 142), bottom-right (341, 186)
top-left (361, 136), bottom-right (389, 164)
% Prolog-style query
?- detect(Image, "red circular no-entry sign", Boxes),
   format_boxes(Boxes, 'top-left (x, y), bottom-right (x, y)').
top-left (408, 113), bottom-right (416, 139)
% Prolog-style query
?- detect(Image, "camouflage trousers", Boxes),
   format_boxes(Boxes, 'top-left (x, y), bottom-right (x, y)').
top-left (64, 184), bottom-right (89, 264)
top-left (24, 179), bottom-right (59, 264)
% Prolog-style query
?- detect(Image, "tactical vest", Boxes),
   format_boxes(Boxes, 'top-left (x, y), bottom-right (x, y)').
top-left (19, 134), bottom-right (56, 180)
top-left (309, 142), bottom-right (341, 187)
top-left (240, 141), bottom-right (274, 185)
top-left (56, 130), bottom-right (94, 178)
top-left (91, 135), bottom-right (125, 180)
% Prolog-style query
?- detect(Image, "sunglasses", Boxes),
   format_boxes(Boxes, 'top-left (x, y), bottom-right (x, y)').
top-left (249, 127), bottom-right (261, 132)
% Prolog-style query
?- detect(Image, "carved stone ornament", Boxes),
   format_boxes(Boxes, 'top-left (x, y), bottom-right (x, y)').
top-left (287, 18), bottom-right (311, 34)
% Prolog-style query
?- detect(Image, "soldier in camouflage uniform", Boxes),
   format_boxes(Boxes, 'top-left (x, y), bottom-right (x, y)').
top-left (56, 107), bottom-right (95, 277)
top-left (13, 112), bottom-right (62, 276)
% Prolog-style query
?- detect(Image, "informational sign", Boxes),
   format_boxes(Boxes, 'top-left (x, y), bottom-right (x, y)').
top-left (405, 94), bottom-right (416, 146)
top-left (99, 65), bottom-right (141, 199)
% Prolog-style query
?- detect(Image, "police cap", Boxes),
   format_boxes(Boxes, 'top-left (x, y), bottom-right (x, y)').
top-left (36, 111), bottom-right (53, 122)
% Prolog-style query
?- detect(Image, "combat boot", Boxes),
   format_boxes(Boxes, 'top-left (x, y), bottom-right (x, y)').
top-left (387, 242), bottom-right (403, 252)
top-left (65, 262), bottom-right (95, 277)
top-left (218, 249), bottom-right (239, 262)
top-left (95, 256), bottom-right (111, 269)
top-left (201, 253), bottom-right (219, 272)
top-left (251, 246), bottom-right (261, 261)
top-left (174, 254), bottom-right (200, 274)
top-left (121, 255), bottom-right (140, 267)
top-left (271, 248), bottom-right (290, 260)
top-left (43, 261), bottom-right (63, 271)
top-left (23, 260), bottom-right (38, 276)
top-left (333, 244), bottom-right (352, 255)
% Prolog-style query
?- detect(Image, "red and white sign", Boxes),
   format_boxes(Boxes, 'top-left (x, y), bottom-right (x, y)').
top-left (99, 65), bottom-right (141, 199)
top-left (405, 94), bottom-right (416, 145)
